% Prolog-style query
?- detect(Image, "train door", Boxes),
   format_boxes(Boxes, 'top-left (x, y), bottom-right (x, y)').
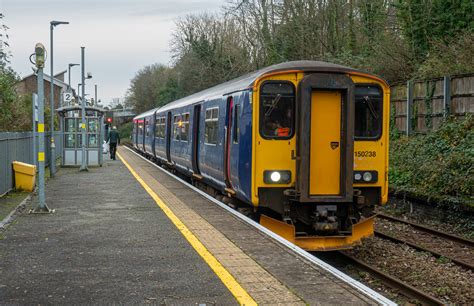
top-left (296, 74), bottom-right (354, 202)
top-left (310, 91), bottom-right (341, 195)
top-left (192, 104), bottom-right (201, 175)
top-left (229, 99), bottom-right (241, 189)
top-left (224, 96), bottom-right (234, 190)
top-left (166, 112), bottom-right (172, 163)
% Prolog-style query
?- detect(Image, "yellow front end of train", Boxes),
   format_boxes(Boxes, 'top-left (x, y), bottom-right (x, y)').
top-left (252, 69), bottom-right (390, 251)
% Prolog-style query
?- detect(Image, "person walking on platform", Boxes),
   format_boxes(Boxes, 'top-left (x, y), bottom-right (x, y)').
top-left (107, 126), bottom-right (120, 160)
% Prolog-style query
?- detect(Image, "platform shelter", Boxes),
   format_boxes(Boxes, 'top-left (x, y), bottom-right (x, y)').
top-left (57, 105), bottom-right (105, 166)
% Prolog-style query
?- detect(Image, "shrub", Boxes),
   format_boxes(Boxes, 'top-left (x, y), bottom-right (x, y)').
top-left (390, 115), bottom-right (473, 206)
top-left (118, 121), bottom-right (133, 142)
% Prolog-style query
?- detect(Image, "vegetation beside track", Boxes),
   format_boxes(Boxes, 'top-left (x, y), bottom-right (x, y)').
top-left (118, 121), bottom-right (133, 141)
top-left (389, 114), bottom-right (474, 208)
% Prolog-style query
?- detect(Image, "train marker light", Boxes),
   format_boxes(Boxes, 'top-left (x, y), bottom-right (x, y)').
top-left (363, 172), bottom-right (373, 182)
top-left (353, 170), bottom-right (378, 183)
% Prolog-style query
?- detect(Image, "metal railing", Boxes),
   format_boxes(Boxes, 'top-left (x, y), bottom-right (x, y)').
top-left (0, 132), bottom-right (62, 196)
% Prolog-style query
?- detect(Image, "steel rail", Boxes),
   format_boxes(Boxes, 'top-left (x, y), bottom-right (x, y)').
top-left (337, 252), bottom-right (444, 306)
top-left (123, 145), bottom-right (396, 306)
top-left (374, 230), bottom-right (474, 271)
top-left (377, 213), bottom-right (474, 247)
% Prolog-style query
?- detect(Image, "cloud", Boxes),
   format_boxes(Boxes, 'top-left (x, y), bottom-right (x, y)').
top-left (3, 0), bottom-right (223, 104)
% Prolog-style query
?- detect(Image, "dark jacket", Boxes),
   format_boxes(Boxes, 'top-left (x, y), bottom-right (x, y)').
top-left (108, 129), bottom-right (120, 144)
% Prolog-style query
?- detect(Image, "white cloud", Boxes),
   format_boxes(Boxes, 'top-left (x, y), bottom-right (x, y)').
top-left (2, 0), bottom-right (223, 105)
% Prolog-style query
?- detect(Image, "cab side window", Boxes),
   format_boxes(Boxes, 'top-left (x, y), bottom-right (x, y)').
top-left (260, 82), bottom-right (295, 139)
top-left (355, 85), bottom-right (383, 139)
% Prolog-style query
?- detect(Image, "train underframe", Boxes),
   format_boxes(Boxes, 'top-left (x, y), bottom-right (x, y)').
top-left (257, 187), bottom-right (379, 251)
top-left (136, 149), bottom-right (377, 251)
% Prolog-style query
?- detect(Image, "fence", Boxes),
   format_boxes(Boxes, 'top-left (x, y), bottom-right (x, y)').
top-left (0, 132), bottom-right (62, 196)
top-left (391, 73), bottom-right (474, 134)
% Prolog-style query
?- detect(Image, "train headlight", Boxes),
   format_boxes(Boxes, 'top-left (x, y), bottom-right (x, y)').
top-left (264, 170), bottom-right (291, 184)
top-left (353, 171), bottom-right (378, 183)
top-left (363, 172), bottom-right (373, 182)
top-left (270, 171), bottom-right (281, 182)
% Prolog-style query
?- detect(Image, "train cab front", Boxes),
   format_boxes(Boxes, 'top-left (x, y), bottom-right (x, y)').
top-left (253, 69), bottom-right (389, 251)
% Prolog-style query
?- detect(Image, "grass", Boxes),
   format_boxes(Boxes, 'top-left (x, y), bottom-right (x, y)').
top-left (0, 190), bottom-right (28, 221)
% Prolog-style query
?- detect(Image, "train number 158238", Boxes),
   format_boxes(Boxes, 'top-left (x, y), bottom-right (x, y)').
top-left (354, 151), bottom-right (376, 158)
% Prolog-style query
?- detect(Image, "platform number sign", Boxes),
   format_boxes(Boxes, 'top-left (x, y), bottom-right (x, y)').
top-left (63, 92), bottom-right (73, 103)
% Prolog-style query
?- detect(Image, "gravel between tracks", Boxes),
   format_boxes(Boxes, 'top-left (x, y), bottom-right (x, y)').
top-left (376, 219), bottom-right (474, 267)
top-left (346, 237), bottom-right (474, 304)
top-left (380, 198), bottom-right (474, 239)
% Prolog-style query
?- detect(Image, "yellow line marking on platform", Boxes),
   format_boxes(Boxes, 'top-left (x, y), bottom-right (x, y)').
top-left (117, 152), bottom-right (257, 306)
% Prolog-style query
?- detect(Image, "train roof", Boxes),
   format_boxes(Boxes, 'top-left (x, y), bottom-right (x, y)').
top-left (135, 60), bottom-right (383, 118)
top-left (133, 107), bottom-right (159, 120)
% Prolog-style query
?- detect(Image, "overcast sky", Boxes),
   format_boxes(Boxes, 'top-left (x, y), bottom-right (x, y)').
top-left (1, 0), bottom-right (223, 105)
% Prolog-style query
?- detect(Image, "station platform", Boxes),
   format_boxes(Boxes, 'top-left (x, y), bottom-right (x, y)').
top-left (0, 146), bottom-right (393, 305)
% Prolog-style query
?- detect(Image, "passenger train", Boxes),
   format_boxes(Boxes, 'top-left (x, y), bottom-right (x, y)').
top-left (132, 61), bottom-right (390, 251)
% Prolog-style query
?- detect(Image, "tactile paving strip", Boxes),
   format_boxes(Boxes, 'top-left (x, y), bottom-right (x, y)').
top-left (119, 149), bottom-right (305, 305)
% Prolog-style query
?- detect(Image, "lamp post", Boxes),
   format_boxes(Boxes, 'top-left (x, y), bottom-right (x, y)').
top-left (68, 63), bottom-right (79, 90)
top-left (31, 43), bottom-right (54, 213)
top-left (49, 20), bottom-right (69, 178)
top-left (79, 47), bottom-right (92, 171)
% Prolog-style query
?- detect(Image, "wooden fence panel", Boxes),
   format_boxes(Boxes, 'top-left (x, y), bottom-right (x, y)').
top-left (390, 73), bottom-right (474, 134)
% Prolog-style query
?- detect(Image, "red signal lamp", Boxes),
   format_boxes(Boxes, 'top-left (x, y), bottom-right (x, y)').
top-left (106, 117), bottom-right (112, 123)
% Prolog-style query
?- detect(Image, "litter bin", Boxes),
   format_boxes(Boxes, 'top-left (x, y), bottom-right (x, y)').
top-left (12, 161), bottom-right (36, 192)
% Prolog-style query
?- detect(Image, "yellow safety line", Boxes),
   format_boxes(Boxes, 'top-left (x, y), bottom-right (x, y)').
top-left (117, 151), bottom-right (257, 306)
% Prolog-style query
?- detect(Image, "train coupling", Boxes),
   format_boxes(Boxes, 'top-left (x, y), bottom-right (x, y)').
top-left (313, 205), bottom-right (338, 233)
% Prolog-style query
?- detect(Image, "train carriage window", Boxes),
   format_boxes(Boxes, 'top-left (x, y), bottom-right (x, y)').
top-left (205, 107), bottom-right (219, 145)
top-left (180, 113), bottom-right (190, 142)
top-left (173, 115), bottom-right (181, 140)
top-left (233, 104), bottom-right (240, 143)
top-left (355, 85), bottom-right (383, 139)
top-left (260, 81), bottom-right (295, 139)
top-left (155, 116), bottom-right (166, 138)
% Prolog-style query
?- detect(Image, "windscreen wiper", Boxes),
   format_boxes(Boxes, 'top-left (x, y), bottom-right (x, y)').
top-left (265, 94), bottom-right (282, 117)
top-left (363, 96), bottom-right (378, 119)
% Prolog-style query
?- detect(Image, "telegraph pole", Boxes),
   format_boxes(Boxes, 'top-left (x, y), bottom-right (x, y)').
top-left (31, 43), bottom-right (54, 214)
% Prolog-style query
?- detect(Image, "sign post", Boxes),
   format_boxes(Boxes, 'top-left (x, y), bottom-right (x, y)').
top-left (32, 93), bottom-right (38, 168)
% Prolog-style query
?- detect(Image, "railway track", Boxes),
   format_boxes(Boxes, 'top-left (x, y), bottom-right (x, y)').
top-left (336, 251), bottom-right (444, 306)
top-left (376, 213), bottom-right (474, 271)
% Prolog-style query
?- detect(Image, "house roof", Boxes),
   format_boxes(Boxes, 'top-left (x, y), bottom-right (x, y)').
top-left (20, 71), bottom-right (68, 88)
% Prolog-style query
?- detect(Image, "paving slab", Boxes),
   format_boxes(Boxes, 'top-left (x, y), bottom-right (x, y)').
top-left (0, 157), bottom-right (236, 305)
top-left (118, 147), bottom-right (381, 305)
